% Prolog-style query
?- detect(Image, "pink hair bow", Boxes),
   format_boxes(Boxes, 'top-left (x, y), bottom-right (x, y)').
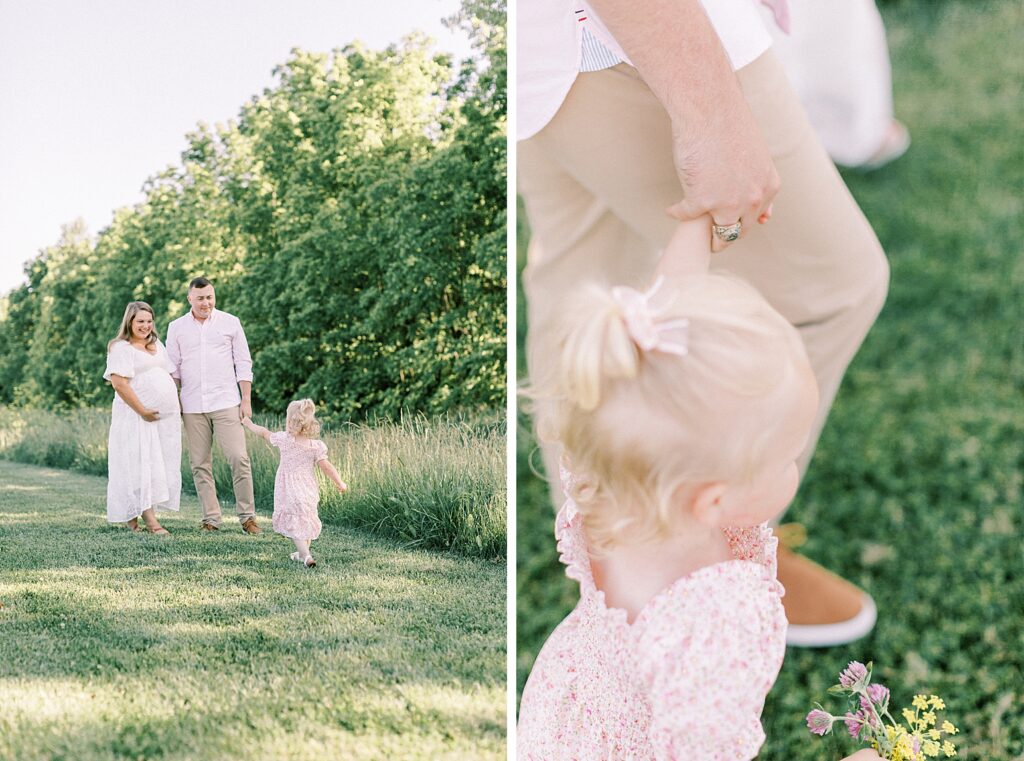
top-left (610, 276), bottom-right (689, 357)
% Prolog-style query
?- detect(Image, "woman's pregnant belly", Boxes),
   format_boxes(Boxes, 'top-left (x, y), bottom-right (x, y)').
top-left (132, 369), bottom-right (180, 415)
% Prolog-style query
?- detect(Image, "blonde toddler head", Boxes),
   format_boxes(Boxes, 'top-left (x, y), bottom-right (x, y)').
top-left (532, 274), bottom-right (815, 551)
top-left (286, 398), bottom-right (321, 439)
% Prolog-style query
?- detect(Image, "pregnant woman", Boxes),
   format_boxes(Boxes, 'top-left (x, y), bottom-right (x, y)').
top-left (104, 301), bottom-right (182, 534)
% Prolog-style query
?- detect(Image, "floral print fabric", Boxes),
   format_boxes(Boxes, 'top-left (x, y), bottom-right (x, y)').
top-left (268, 432), bottom-right (327, 541)
top-left (518, 477), bottom-right (788, 760)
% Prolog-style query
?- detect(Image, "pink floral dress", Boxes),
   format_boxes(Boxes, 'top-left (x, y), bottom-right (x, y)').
top-left (268, 432), bottom-right (327, 541)
top-left (517, 473), bottom-right (788, 760)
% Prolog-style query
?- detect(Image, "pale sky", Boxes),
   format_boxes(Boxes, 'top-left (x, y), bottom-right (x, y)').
top-left (0, 0), bottom-right (474, 295)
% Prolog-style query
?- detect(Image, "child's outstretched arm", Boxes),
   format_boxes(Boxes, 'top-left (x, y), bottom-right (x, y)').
top-left (654, 217), bottom-right (713, 282)
top-left (316, 458), bottom-right (348, 494)
top-left (241, 417), bottom-right (272, 442)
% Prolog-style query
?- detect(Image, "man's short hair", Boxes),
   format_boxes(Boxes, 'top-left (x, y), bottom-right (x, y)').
top-left (189, 277), bottom-right (213, 290)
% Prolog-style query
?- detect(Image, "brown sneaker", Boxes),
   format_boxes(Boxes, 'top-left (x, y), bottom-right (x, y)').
top-left (200, 523), bottom-right (219, 532)
top-left (241, 518), bottom-right (261, 535)
top-left (776, 543), bottom-right (877, 648)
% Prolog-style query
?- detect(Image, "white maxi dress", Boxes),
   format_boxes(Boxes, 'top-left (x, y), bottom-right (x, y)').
top-left (104, 340), bottom-right (182, 522)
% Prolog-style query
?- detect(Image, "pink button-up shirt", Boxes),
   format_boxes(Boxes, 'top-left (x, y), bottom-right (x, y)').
top-left (166, 309), bottom-right (253, 414)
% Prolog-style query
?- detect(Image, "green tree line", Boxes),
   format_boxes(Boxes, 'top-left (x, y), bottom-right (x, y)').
top-left (0, 5), bottom-right (506, 422)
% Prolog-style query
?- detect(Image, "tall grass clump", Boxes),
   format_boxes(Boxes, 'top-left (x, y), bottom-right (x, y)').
top-left (0, 407), bottom-right (109, 475)
top-left (0, 406), bottom-right (506, 560)
top-left (324, 417), bottom-right (506, 558)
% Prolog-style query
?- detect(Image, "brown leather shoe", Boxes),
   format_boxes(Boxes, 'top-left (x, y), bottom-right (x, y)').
top-left (241, 518), bottom-right (261, 535)
top-left (775, 542), bottom-right (877, 648)
top-left (200, 523), bottom-right (219, 532)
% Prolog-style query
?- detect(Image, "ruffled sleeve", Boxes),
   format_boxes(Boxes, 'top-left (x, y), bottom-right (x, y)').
top-left (103, 341), bottom-right (135, 381)
top-left (637, 567), bottom-right (787, 761)
top-left (268, 431), bottom-right (288, 449)
top-left (313, 440), bottom-right (328, 463)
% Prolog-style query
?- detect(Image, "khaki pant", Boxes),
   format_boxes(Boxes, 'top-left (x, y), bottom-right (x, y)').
top-left (519, 51), bottom-right (890, 507)
top-left (182, 406), bottom-right (255, 526)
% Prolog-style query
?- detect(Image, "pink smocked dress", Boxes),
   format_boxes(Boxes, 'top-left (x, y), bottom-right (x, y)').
top-left (518, 474), bottom-right (788, 760)
top-left (268, 432), bottom-right (327, 541)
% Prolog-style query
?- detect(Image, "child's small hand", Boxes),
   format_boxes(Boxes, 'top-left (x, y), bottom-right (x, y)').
top-left (337, 481), bottom-right (348, 494)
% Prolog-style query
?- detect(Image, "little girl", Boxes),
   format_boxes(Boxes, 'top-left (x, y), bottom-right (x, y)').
top-left (242, 399), bottom-right (347, 567)
top-left (518, 223), bottom-right (879, 760)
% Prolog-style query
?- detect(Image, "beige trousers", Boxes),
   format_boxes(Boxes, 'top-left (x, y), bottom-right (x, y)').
top-left (520, 51), bottom-right (890, 506)
top-left (182, 406), bottom-right (255, 526)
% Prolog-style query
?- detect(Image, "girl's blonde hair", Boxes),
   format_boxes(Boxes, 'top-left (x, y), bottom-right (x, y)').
top-left (529, 273), bottom-right (813, 551)
top-left (286, 398), bottom-right (321, 438)
top-left (108, 301), bottom-right (158, 352)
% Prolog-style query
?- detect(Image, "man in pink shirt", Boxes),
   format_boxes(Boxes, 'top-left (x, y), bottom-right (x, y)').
top-left (166, 277), bottom-right (260, 534)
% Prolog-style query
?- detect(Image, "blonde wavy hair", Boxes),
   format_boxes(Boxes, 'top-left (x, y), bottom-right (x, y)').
top-left (529, 273), bottom-right (813, 552)
top-left (108, 301), bottom-right (158, 352)
top-left (286, 399), bottom-right (322, 439)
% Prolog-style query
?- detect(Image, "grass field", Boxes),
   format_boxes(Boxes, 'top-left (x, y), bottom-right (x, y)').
top-left (0, 408), bottom-right (505, 559)
top-left (0, 460), bottom-right (505, 761)
top-left (516, 2), bottom-right (1023, 759)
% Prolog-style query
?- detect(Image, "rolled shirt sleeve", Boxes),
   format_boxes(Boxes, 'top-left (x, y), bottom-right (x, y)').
top-left (165, 321), bottom-right (182, 380)
top-left (230, 315), bottom-right (253, 384)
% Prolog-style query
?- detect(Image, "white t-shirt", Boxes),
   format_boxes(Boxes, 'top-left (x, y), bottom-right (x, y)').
top-left (518, 0), bottom-right (786, 141)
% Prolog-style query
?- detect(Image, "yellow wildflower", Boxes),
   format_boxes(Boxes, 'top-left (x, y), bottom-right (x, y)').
top-left (923, 739), bottom-right (940, 757)
top-left (941, 721), bottom-right (958, 735)
top-left (928, 729), bottom-right (941, 740)
top-left (929, 696), bottom-right (946, 710)
top-left (903, 708), bottom-right (918, 724)
top-left (913, 695), bottom-right (930, 710)
top-left (922, 711), bottom-right (937, 726)
top-left (942, 740), bottom-right (957, 757)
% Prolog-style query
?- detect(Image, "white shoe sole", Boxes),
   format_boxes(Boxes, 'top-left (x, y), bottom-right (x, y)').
top-left (786, 593), bottom-right (877, 648)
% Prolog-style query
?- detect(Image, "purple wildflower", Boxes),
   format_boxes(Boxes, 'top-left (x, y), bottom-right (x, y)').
top-left (838, 661), bottom-right (869, 689)
top-left (844, 711), bottom-right (865, 739)
top-left (859, 696), bottom-right (881, 727)
top-left (805, 709), bottom-right (834, 736)
top-left (866, 683), bottom-right (890, 708)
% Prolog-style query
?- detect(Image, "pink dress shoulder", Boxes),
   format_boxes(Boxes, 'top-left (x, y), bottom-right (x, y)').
top-left (268, 432), bottom-right (328, 541)
top-left (517, 472), bottom-right (787, 760)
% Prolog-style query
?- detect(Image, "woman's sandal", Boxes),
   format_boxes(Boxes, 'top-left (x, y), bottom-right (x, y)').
top-left (145, 524), bottom-right (170, 536)
top-left (126, 518), bottom-right (141, 532)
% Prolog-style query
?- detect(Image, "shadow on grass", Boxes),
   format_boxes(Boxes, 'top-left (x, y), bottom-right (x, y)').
top-left (4, 682), bottom-right (505, 761)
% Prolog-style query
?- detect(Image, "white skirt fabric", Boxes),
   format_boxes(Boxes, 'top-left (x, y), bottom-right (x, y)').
top-left (105, 342), bottom-right (182, 522)
top-left (763, 0), bottom-right (895, 166)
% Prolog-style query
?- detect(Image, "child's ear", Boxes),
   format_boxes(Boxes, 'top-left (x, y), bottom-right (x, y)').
top-left (689, 482), bottom-right (729, 527)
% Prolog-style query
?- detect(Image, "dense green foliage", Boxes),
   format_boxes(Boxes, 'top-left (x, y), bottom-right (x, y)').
top-left (0, 406), bottom-right (505, 560)
top-left (517, 2), bottom-right (1023, 759)
top-left (0, 460), bottom-right (505, 760)
top-left (0, 6), bottom-right (505, 422)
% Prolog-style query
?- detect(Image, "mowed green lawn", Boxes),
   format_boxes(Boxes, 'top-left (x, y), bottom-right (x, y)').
top-left (517, 1), bottom-right (1022, 759)
top-left (0, 460), bottom-right (505, 761)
